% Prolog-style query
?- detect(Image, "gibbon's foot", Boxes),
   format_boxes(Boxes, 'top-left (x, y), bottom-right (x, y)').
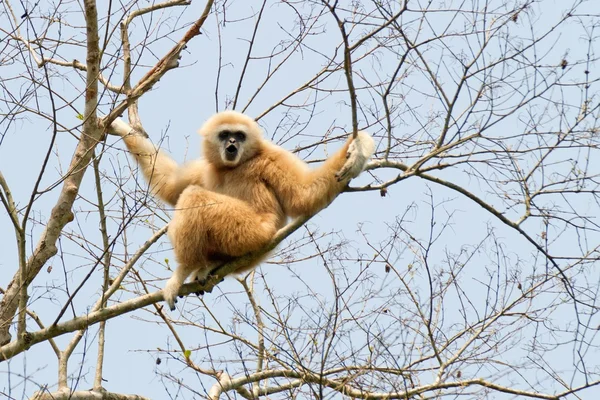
top-left (194, 276), bottom-right (207, 284)
top-left (163, 276), bottom-right (181, 311)
top-left (193, 274), bottom-right (208, 296)
top-left (165, 296), bottom-right (177, 312)
top-left (203, 275), bottom-right (224, 293)
top-left (336, 131), bottom-right (375, 182)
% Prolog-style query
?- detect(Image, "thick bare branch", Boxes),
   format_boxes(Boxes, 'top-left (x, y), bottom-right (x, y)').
top-left (0, 0), bottom-right (104, 346)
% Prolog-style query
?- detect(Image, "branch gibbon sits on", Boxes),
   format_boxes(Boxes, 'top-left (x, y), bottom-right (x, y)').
top-left (112, 111), bottom-right (375, 310)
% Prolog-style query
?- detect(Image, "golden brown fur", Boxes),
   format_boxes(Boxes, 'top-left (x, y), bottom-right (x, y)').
top-left (120, 111), bottom-right (375, 310)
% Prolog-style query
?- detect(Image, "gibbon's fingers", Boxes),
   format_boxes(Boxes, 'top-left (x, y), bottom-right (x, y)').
top-left (108, 118), bottom-right (148, 138)
top-left (336, 131), bottom-right (375, 182)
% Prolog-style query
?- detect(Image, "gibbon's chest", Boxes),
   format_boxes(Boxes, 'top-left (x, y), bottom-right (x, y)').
top-left (203, 163), bottom-right (280, 214)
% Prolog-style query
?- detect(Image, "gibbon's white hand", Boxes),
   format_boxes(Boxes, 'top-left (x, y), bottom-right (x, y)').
top-left (336, 131), bottom-right (376, 182)
top-left (108, 118), bottom-right (148, 138)
top-left (108, 118), bottom-right (133, 137)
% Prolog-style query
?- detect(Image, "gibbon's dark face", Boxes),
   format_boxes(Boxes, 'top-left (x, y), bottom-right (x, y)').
top-left (200, 111), bottom-right (263, 168)
top-left (218, 129), bottom-right (247, 163)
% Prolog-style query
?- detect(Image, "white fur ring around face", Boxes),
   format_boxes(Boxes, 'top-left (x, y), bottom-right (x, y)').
top-left (336, 131), bottom-right (376, 182)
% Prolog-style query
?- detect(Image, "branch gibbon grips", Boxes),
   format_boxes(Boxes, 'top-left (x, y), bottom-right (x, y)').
top-left (111, 111), bottom-right (375, 310)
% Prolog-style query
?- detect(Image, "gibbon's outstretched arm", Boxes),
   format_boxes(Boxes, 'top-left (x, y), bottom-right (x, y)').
top-left (263, 131), bottom-right (375, 217)
top-left (110, 119), bottom-right (205, 206)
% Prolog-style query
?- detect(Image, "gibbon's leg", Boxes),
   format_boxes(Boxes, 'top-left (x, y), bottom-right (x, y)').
top-left (191, 261), bottom-right (226, 297)
top-left (163, 186), bottom-right (278, 310)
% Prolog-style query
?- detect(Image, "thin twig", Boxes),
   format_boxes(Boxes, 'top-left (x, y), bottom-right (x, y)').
top-left (323, 1), bottom-right (359, 137)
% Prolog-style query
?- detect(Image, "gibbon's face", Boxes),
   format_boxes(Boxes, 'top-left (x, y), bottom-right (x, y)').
top-left (219, 129), bottom-right (246, 162)
top-left (217, 126), bottom-right (247, 165)
top-left (199, 111), bottom-right (263, 168)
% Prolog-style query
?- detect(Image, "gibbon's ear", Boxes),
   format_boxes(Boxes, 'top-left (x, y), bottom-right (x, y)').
top-left (197, 124), bottom-right (210, 137)
top-left (197, 124), bottom-right (209, 137)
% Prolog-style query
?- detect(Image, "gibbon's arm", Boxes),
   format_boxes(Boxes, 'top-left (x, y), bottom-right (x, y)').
top-left (263, 131), bottom-right (374, 217)
top-left (110, 119), bottom-right (205, 206)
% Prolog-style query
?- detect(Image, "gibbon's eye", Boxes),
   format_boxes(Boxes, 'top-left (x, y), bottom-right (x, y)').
top-left (218, 130), bottom-right (230, 141)
top-left (233, 131), bottom-right (246, 142)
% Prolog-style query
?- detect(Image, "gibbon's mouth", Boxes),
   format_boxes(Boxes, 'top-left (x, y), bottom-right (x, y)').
top-left (224, 144), bottom-right (238, 161)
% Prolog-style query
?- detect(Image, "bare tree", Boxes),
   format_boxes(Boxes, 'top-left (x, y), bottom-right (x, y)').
top-left (1, 0), bottom-right (599, 399)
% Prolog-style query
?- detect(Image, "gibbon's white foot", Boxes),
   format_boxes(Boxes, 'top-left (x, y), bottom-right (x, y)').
top-left (163, 264), bottom-right (197, 311)
top-left (163, 275), bottom-right (180, 311)
top-left (164, 267), bottom-right (212, 309)
top-left (163, 277), bottom-right (179, 311)
top-left (336, 131), bottom-right (376, 182)
top-left (194, 268), bottom-right (212, 282)
top-left (193, 268), bottom-right (210, 284)
top-left (192, 268), bottom-right (211, 296)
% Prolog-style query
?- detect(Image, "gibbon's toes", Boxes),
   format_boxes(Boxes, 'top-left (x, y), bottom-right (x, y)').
top-left (163, 280), bottom-right (180, 311)
top-left (196, 277), bottom-right (207, 286)
top-left (199, 275), bottom-right (223, 293)
top-left (192, 274), bottom-right (211, 296)
top-left (166, 296), bottom-right (177, 312)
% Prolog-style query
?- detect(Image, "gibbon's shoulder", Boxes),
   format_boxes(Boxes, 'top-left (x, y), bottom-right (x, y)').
top-left (182, 158), bottom-right (209, 174)
top-left (257, 140), bottom-right (310, 173)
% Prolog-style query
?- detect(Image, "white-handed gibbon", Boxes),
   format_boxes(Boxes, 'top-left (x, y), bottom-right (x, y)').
top-left (111, 111), bottom-right (375, 310)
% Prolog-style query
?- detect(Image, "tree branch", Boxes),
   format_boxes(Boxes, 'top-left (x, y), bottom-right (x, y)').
top-left (0, 0), bottom-right (104, 347)
top-left (0, 213), bottom-right (312, 360)
top-left (103, 0), bottom-right (215, 126)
